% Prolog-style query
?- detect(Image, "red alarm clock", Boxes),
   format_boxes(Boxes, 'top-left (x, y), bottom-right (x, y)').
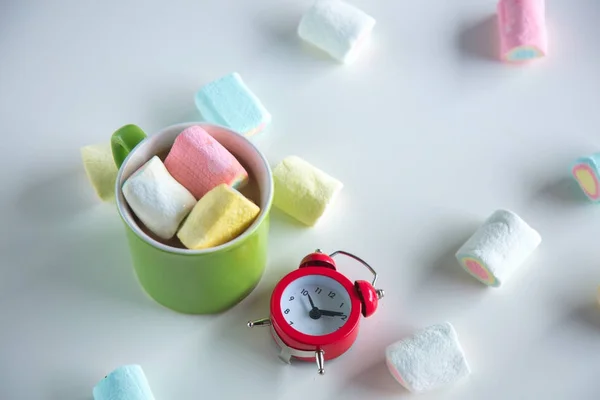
top-left (247, 249), bottom-right (384, 375)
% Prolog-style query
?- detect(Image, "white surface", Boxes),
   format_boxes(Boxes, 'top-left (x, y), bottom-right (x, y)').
top-left (1, 0), bottom-right (600, 399)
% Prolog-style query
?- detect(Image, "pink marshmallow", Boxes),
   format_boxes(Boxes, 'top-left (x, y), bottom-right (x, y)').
top-left (497, 0), bottom-right (547, 63)
top-left (164, 126), bottom-right (248, 200)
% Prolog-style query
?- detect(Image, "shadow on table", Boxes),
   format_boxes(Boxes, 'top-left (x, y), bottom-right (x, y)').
top-left (253, 4), bottom-right (339, 67)
top-left (48, 394), bottom-right (91, 400)
top-left (403, 218), bottom-right (489, 319)
top-left (413, 221), bottom-right (488, 290)
top-left (52, 219), bottom-right (157, 310)
top-left (491, 297), bottom-right (600, 398)
top-left (532, 176), bottom-right (590, 207)
top-left (456, 15), bottom-right (499, 63)
top-left (12, 167), bottom-right (156, 310)
top-left (338, 325), bottom-right (415, 397)
top-left (45, 375), bottom-right (93, 400)
top-left (15, 166), bottom-right (98, 224)
top-left (207, 277), bottom-right (287, 375)
top-left (265, 208), bottom-right (317, 269)
top-left (565, 300), bottom-right (600, 331)
top-left (5, 164), bottom-right (155, 311)
top-left (145, 85), bottom-right (203, 130)
top-left (348, 361), bottom-right (404, 395)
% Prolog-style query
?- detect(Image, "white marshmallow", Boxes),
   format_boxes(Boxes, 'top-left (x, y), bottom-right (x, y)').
top-left (297, 0), bottom-right (376, 64)
top-left (385, 322), bottom-right (470, 393)
top-left (455, 209), bottom-right (541, 287)
top-left (122, 156), bottom-right (196, 240)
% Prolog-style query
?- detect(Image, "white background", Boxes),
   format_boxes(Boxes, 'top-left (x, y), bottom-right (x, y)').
top-left (1, 0), bottom-right (600, 399)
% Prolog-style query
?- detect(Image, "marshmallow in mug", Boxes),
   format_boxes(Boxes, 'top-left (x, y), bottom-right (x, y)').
top-left (195, 72), bottom-right (271, 137)
top-left (386, 322), bottom-right (471, 393)
top-left (177, 183), bottom-right (260, 250)
top-left (456, 209), bottom-right (541, 287)
top-left (122, 156), bottom-right (196, 240)
top-left (164, 125), bottom-right (249, 199)
top-left (298, 0), bottom-right (376, 64)
top-left (497, 0), bottom-right (548, 62)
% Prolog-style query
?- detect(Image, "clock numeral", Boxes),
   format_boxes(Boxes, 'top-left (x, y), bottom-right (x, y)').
top-left (289, 296), bottom-right (294, 301)
top-left (301, 289), bottom-right (308, 296)
top-left (341, 314), bottom-right (348, 321)
top-left (289, 321), bottom-right (294, 325)
top-left (340, 302), bottom-right (344, 308)
top-left (314, 287), bottom-right (322, 294)
top-left (284, 308), bottom-right (290, 314)
top-left (328, 291), bottom-right (336, 299)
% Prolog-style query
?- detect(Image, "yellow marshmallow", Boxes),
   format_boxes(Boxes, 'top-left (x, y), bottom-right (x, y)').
top-left (272, 155), bottom-right (343, 226)
top-left (575, 169), bottom-right (597, 195)
top-left (177, 183), bottom-right (260, 250)
top-left (81, 142), bottom-right (118, 201)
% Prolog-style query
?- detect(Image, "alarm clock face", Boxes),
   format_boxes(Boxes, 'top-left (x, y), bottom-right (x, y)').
top-left (279, 274), bottom-right (353, 336)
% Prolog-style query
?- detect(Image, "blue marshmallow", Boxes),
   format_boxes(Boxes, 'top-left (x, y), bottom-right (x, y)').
top-left (195, 72), bottom-right (271, 137)
top-left (93, 364), bottom-right (155, 400)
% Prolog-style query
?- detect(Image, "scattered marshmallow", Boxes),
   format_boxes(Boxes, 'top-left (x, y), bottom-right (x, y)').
top-left (195, 72), bottom-right (271, 137)
top-left (164, 125), bottom-right (248, 199)
top-left (80, 142), bottom-right (118, 201)
top-left (386, 322), bottom-right (471, 393)
top-left (456, 209), bottom-right (541, 287)
top-left (298, 0), bottom-right (376, 64)
top-left (272, 155), bottom-right (343, 226)
top-left (177, 183), bottom-right (260, 250)
top-left (497, 0), bottom-right (548, 63)
top-left (123, 156), bottom-right (196, 240)
top-left (93, 364), bottom-right (155, 400)
top-left (572, 153), bottom-right (600, 202)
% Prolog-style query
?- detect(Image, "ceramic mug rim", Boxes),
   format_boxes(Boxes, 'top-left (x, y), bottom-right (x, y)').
top-left (114, 122), bottom-right (273, 255)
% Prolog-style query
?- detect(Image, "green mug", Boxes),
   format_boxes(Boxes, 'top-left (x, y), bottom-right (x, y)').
top-left (111, 122), bottom-right (273, 314)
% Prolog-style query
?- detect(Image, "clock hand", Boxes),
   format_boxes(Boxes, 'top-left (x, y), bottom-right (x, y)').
top-left (307, 293), bottom-right (317, 310)
top-left (319, 310), bottom-right (345, 317)
top-left (306, 293), bottom-right (322, 320)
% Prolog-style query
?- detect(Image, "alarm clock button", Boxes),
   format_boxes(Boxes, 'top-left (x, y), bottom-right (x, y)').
top-left (299, 251), bottom-right (337, 270)
top-left (355, 280), bottom-right (380, 318)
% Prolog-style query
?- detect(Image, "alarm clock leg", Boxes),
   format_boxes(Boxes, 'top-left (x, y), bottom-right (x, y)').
top-left (247, 318), bottom-right (271, 328)
top-left (315, 350), bottom-right (325, 375)
top-left (278, 348), bottom-right (293, 364)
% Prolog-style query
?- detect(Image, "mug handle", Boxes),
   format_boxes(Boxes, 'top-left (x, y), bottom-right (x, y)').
top-left (111, 124), bottom-right (148, 168)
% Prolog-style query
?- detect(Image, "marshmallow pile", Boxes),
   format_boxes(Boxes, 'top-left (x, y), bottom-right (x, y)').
top-left (122, 125), bottom-right (261, 250)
